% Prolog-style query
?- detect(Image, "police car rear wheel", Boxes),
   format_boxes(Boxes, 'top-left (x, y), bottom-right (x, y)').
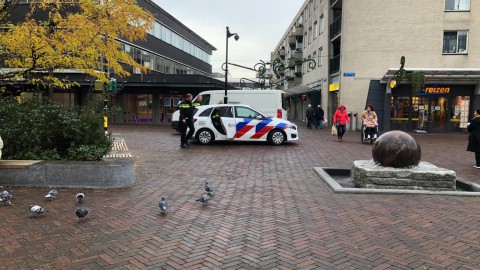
top-left (197, 129), bottom-right (214, 145)
top-left (268, 130), bottom-right (286, 145)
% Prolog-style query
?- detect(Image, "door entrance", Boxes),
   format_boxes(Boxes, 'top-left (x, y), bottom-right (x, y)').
top-left (428, 97), bottom-right (448, 131)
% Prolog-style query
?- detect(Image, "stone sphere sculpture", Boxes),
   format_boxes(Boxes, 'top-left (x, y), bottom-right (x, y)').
top-left (372, 130), bottom-right (421, 168)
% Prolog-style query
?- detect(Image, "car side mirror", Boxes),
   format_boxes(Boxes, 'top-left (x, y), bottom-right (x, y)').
top-left (256, 115), bottom-right (263, 120)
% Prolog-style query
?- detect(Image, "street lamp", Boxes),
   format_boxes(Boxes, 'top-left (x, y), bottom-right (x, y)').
top-left (224, 26), bottom-right (239, 104)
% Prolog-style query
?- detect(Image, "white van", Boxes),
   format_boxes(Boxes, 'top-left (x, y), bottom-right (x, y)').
top-left (172, 90), bottom-right (287, 131)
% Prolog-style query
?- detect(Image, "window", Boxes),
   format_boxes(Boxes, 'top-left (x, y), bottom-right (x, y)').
top-left (310, 54), bottom-right (315, 72)
top-left (199, 108), bottom-right (213, 117)
top-left (235, 106), bottom-right (262, 119)
top-left (219, 106), bottom-right (234, 117)
top-left (443, 31), bottom-right (468, 53)
top-left (318, 47), bottom-right (323, 66)
top-left (313, 21), bottom-right (318, 39)
top-left (309, 0), bottom-right (313, 16)
top-left (304, 32), bottom-right (308, 48)
top-left (445, 0), bottom-right (470, 11)
top-left (308, 26), bottom-right (312, 44)
top-left (314, 0), bottom-right (319, 9)
top-left (319, 14), bottom-right (324, 34)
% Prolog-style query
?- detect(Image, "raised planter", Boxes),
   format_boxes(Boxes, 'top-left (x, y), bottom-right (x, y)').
top-left (0, 134), bottom-right (134, 188)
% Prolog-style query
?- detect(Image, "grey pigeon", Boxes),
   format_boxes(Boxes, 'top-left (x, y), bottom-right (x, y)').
top-left (0, 186), bottom-right (13, 200)
top-left (0, 194), bottom-right (12, 205)
top-left (76, 193), bottom-right (85, 203)
top-left (205, 181), bottom-right (213, 195)
top-left (45, 187), bottom-right (58, 200)
top-left (159, 197), bottom-right (167, 213)
top-left (0, 186), bottom-right (13, 205)
top-left (29, 205), bottom-right (48, 216)
top-left (75, 208), bottom-right (90, 219)
top-left (196, 194), bottom-right (210, 205)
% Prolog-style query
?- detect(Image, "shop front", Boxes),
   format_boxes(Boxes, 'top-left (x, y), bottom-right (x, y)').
top-left (390, 85), bottom-right (474, 132)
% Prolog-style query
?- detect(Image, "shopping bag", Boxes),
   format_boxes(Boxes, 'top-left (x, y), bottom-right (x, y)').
top-left (323, 117), bottom-right (328, 124)
top-left (331, 124), bottom-right (337, 136)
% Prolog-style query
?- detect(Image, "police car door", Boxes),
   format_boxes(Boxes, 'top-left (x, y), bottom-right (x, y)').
top-left (219, 106), bottom-right (236, 139)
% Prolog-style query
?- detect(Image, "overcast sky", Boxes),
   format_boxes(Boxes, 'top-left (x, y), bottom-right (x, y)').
top-left (154, 0), bottom-right (304, 78)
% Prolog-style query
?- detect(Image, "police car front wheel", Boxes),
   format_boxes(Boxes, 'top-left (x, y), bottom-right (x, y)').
top-left (196, 129), bottom-right (214, 145)
top-left (268, 130), bottom-right (286, 145)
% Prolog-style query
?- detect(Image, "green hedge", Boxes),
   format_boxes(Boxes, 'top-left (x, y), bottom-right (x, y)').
top-left (0, 96), bottom-right (112, 161)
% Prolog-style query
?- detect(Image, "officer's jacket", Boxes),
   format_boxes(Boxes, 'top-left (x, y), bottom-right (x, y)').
top-left (179, 101), bottom-right (195, 121)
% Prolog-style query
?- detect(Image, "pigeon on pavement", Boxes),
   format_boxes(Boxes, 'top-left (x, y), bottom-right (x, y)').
top-left (75, 208), bottom-right (90, 219)
top-left (76, 193), bottom-right (85, 203)
top-left (205, 182), bottom-right (213, 196)
top-left (196, 194), bottom-right (210, 205)
top-left (0, 186), bottom-right (13, 200)
top-left (159, 197), bottom-right (167, 214)
top-left (45, 187), bottom-right (58, 200)
top-left (29, 205), bottom-right (48, 216)
top-left (0, 186), bottom-right (13, 205)
top-left (0, 194), bottom-right (12, 205)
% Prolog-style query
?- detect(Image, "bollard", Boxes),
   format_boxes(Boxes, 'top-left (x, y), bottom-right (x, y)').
top-left (0, 135), bottom-right (3, 159)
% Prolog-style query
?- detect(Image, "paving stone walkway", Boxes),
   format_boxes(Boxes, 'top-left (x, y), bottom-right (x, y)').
top-left (0, 124), bottom-right (479, 269)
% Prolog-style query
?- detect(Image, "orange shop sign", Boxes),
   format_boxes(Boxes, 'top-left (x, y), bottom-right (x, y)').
top-left (419, 87), bottom-right (451, 95)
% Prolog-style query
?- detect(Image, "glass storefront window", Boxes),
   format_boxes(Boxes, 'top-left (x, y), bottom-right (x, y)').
top-left (451, 96), bottom-right (470, 131)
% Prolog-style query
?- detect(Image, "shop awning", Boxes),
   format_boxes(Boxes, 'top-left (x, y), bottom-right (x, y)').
top-left (382, 68), bottom-right (480, 84)
top-left (285, 85), bottom-right (321, 97)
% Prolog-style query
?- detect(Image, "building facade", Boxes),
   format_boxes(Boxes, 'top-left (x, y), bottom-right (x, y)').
top-left (271, 0), bottom-right (480, 132)
top-left (5, 0), bottom-right (225, 125)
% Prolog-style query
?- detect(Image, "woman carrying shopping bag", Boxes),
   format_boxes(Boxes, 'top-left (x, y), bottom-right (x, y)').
top-left (333, 104), bottom-right (350, 142)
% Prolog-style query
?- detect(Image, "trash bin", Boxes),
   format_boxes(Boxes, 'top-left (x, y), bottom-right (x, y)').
top-left (351, 112), bottom-right (358, 131)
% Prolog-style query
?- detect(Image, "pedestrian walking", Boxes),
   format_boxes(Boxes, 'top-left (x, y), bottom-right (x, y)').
top-left (467, 108), bottom-right (480, 168)
top-left (314, 105), bottom-right (325, 129)
top-left (179, 93), bottom-right (195, 148)
top-left (305, 104), bottom-right (315, 129)
top-left (333, 104), bottom-right (350, 142)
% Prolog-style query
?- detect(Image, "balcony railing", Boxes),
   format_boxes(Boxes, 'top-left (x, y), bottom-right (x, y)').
top-left (329, 55), bottom-right (340, 74)
top-left (293, 26), bottom-right (303, 40)
top-left (295, 51), bottom-right (303, 61)
top-left (330, 16), bottom-right (342, 39)
top-left (288, 35), bottom-right (296, 48)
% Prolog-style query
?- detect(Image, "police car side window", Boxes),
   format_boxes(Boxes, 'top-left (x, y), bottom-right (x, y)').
top-left (199, 108), bottom-right (213, 117)
top-left (219, 107), bottom-right (233, 118)
top-left (235, 107), bottom-right (259, 119)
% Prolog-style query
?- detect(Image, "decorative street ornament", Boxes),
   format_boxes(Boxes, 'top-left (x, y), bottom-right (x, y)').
top-left (221, 57), bottom-right (316, 89)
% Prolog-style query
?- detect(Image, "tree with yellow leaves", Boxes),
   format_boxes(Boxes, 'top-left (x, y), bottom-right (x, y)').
top-left (0, 0), bottom-right (154, 89)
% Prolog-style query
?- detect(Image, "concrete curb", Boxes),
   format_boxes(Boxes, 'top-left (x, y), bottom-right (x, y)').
top-left (0, 134), bottom-right (134, 189)
top-left (0, 158), bottom-right (134, 189)
top-left (314, 167), bottom-right (480, 197)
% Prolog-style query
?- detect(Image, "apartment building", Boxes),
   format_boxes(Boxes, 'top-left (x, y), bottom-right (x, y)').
top-left (5, 0), bottom-right (224, 125)
top-left (271, 0), bottom-right (480, 132)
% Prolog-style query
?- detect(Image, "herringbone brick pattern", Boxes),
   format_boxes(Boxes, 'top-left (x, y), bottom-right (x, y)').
top-left (0, 124), bottom-right (479, 269)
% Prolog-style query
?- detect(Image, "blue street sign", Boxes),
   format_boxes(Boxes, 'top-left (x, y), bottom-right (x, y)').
top-left (343, 73), bottom-right (355, 77)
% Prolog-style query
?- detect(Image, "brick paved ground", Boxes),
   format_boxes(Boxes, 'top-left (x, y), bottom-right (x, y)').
top-left (1, 124), bottom-right (479, 269)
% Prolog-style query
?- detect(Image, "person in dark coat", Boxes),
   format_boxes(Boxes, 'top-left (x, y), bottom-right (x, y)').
top-left (305, 104), bottom-right (315, 129)
top-left (314, 105), bottom-right (325, 129)
top-left (467, 108), bottom-right (480, 168)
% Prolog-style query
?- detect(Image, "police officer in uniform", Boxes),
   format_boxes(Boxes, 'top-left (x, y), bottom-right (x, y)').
top-left (193, 95), bottom-right (203, 107)
top-left (179, 93), bottom-right (195, 148)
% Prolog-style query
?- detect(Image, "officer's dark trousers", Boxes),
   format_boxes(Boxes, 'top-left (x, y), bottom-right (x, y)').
top-left (180, 120), bottom-right (195, 145)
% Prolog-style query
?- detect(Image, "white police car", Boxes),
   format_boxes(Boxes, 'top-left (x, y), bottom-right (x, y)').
top-left (193, 104), bottom-right (298, 145)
